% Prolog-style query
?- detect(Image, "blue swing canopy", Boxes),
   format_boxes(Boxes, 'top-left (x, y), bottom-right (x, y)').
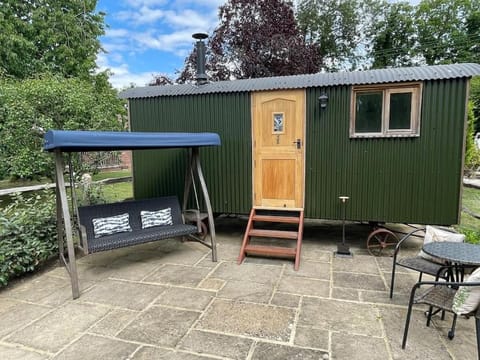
top-left (44, 130), bottom-right (221, 152)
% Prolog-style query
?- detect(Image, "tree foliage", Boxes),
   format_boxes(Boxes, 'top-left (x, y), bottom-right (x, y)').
top-left (415, 0), bottom-right (480, 65)
top-left (149, 74), bottom-right (174, 86)
top-left (177, 0), bottom-right (321, 82)
top-left (0, 74), bottom-right (125, 180)
top-left (369, 2), bottom-right (416, 69)
top-left (0, 0), bottom-right (105, 79)
top-left (0, 1), bottom-right (126, 180)
top-left (296, 0), bottom-right (360, 70)
top-left (0, 191), bottom-right (57, 286)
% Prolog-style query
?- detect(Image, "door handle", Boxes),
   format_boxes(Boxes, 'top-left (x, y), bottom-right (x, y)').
top-left (292, 139), bottom-right (301, 149)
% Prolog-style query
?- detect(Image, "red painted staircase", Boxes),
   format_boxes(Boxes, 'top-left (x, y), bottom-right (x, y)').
top-left (237, 208), bottom-right (304, 270)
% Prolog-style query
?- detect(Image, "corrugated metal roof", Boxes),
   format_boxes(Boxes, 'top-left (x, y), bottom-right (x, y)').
top-left (120, 63), bottom-right (480, 99)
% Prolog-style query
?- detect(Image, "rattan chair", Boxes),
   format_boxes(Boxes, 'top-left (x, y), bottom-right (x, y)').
top-left (402, 279), bottom-right (480, 355)
top-left (390, 228), bottom-right (450, 299)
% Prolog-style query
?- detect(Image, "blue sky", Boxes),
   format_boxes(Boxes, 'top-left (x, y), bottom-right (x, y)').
top-left (96, 0), bottom-right (419, 89)
top-left (95, 0), bottom-right (223, 89)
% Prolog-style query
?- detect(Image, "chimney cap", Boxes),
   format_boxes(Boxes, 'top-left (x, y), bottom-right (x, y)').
top-left (192, 33), bottom-right (208, 40)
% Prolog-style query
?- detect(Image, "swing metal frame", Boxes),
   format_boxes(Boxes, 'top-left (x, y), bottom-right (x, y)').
top-left (45, 130), bottom-right (220, 299)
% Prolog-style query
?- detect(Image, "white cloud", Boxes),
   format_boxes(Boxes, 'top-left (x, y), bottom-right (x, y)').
top-left (131, 30), bottom-right (199, 53)
top-left (117, 6), bottom-right (166, 25)
top-left (97, 0), bottom-right (221, 88)
top-left (123, 0), bottom-right (168, 6)
top-left (105, 28), bottom-right (130, 38)
top-left (162, 9), bottom-right (215, 29)
top-left (97, 53), bottom-right (164, 89)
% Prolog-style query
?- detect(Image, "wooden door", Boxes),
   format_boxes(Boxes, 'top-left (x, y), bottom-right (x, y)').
top-left (253, 90), bottom-right (305, 209)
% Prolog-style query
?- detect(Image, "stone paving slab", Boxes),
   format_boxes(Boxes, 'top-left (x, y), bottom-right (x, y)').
top-left (179, 330), bottom-right (253, 359)
top-left (198, 299), bottom-right (295, 341)
top-left (330, 332), bottom-right (390, 360)
top-left (155, 287), bottom-right (215, 311)
top-left (79, 279), bottom-right (166, 310)
top-left (88, 308), bottom-right (139, 336)
top-left (278, 275), bottom-right (330, 297)
top-left (299, 297), bottom-right (383, 337)
top-left (333, 254), bottom-right (382, 274)
top-left (217, 279), bottom-right (274, 303)
top-left (117, 305), bottom-right (200, 348)
top-left (52, 334), bottom-right (138, 360)
top-left (0, 301), bottom-right (52, 338)
top-left (144, 264), bottom-right (211, 287)
top-left (131, 347), bottom-right (214, 360)
top-left (378, 306), bottom-right (452, 360)
top-left (0, 344), bottom-right (48, 360)
top-left (2, 275), bottom-right (71, 303)
top-left (333, 271), bottom-right (386, 291)
top-left (250, 341), bottom-right (328, 359)
top-left (270, 292), bottom-right (301, 308)
top-left (106, 258), bottom-right (163, 281)
top-left (211, 262), bottom-right (282, 285)
top-left (294, 325), bottom-right (329, 350)
top-left (5, 302), bottom-right (110, 353)
top-left (283, 260), bottom-right (331, 280)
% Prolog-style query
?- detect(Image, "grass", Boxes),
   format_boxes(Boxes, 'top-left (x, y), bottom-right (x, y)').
top-left (458, 186), bottom-right (480, 243)
top-left (92, 169), bottom-right (131, 181)
top-left (99, 182), bottom-right (133, 202)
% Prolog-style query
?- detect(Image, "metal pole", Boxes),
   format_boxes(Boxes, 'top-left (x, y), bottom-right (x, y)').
top-left (335, 196), bottom-right (352, 257)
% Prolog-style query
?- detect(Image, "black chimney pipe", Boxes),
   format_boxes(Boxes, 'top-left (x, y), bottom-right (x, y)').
top-left (192, 33), bottom-right (208, 85)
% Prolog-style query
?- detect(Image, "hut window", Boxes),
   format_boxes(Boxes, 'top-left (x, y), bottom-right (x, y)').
top-left (350, 83), bottom-right (421, 138)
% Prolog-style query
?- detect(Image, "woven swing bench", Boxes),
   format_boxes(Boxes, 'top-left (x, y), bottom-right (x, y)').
top-left (77, 196), bottom-right (200, 254)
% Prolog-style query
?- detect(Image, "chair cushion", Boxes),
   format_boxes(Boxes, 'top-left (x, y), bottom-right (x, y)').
top-left (419, 226), bottom-right (465, 264)
top-left (92, 213), bottom-right (132, 238)
top-left (452, 267), bottom-right (480, 315)
top-left (140, 208), bottom-right (173, 229)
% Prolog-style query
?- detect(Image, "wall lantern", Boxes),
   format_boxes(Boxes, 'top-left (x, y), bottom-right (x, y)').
top-left (318, 93), bottom-right (329, 109)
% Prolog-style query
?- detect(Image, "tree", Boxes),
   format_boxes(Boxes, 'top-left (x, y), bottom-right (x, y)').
top-left (415, 0), bottom-right (480, 65)
top-left (0, 75), bottom-right (125, 180)
top-left (471, 76), bottom-right (480, 134)
top-left (369, 2), bottom-right (416, 69)
top-left (296, 0), bottom-right (360, 71)
top-left (0, 0), bottom-right (105, 79)
top-left (177, 0), bottom-right (321, 82)
top-left (149, 74), bottom-right (174, 86)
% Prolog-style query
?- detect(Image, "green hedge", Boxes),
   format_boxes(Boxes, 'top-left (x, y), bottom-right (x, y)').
top-left (0, 191), bottom-right (57, 286)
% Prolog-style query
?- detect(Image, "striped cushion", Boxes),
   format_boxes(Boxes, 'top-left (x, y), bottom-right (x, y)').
top-left (92, 213), bottom-right (132, 238)
top-left (141, 208), bottom-right (173, 229)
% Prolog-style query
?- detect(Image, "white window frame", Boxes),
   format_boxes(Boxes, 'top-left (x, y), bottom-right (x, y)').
top-left (350, 82), bottom-right (422, 138)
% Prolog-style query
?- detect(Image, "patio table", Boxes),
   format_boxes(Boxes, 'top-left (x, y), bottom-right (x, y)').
top-left (423, 242), bottom-right (480, 281)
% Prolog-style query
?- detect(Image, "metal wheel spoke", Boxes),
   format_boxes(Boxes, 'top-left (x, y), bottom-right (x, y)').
top-left (367, 228), bottom-right (399, 257)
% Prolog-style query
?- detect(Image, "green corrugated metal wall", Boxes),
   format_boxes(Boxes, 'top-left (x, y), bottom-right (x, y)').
top-left (129, 93), bottom-right (252, 214)
top-left (129, 78), bottom-right (468, 225)
top-left (305, 79), bottom-right (467, 225)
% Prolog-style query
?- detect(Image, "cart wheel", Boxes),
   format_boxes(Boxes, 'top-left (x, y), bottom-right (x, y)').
top-left (198, 221), bottom-right (208, 240)
top-left (448, 330), bottom-right (455, 340)
top-left (366, 229), bottom-right (399, 257)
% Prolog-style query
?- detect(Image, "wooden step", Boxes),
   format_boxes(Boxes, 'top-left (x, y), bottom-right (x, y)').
top-left (252, 214), bottom-right (300, 224)
top-left (248, 229), bottom-right (298, 239)
top-left (244, 244), bottom-right (296, 258)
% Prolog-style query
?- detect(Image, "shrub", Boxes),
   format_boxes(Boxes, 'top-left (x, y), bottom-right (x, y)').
top-left (460, 228), bottom-right (480, 245)
top-left (465, 101), bottom-right (480, 177)
top-left (0, 191), bottom-right (58, 286)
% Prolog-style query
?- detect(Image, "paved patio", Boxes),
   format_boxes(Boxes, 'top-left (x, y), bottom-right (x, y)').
top-left (0, 216), bottom-right (477, 360)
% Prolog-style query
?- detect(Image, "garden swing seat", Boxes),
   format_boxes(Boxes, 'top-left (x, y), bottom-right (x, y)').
top-left (44, 130), bottom-right (221, 299)
top-left (77, 196), bottom-right (198, 255)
